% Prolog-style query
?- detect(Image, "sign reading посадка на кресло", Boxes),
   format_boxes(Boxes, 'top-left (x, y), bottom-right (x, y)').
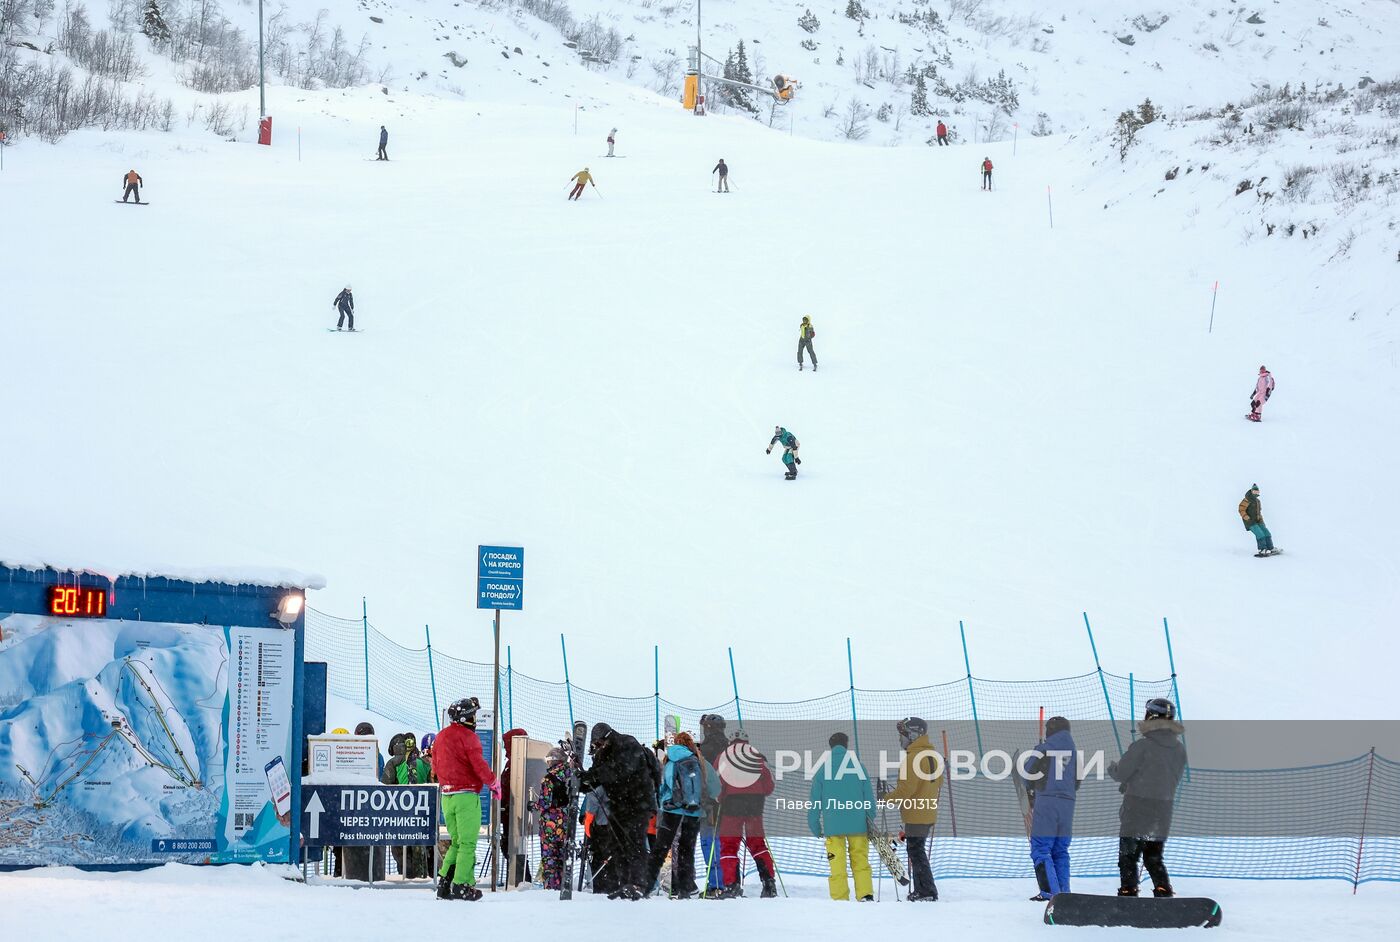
top-left (477, 545), bottom-right (523, 610)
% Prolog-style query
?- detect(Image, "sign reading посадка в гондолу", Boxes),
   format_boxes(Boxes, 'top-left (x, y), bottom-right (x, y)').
top-left (477, 545), bottom-right (523, 610)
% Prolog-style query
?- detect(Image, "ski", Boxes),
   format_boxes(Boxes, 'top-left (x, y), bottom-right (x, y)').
top-left (558, 720), bottom-right (588, 900)
top-left (1044, 893), bottom-right (1223, 928)
top-left (867, 819), bottom-right (910, 886)
top-left (662, 714), bottom-right (681, 897)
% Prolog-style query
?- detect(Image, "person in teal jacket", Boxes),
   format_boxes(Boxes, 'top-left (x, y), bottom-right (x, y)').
top-left (767, 426), bottom-right (801, 480)
top-left (808, 732), bottom-right (875, 900)
top-left (644, 732), bottom-right (721, 897)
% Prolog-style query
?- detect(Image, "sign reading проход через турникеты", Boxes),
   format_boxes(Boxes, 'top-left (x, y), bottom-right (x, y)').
top-left (477, 545), bottom-right (523, 610)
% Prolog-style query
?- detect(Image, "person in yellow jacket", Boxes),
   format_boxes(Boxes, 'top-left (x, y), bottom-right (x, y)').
top-left (797, 316), bottom-right (817, 371)
top-left (568, 167), bottom-right (594, 201)
top-left (878, 717), bottom-right (942, 900)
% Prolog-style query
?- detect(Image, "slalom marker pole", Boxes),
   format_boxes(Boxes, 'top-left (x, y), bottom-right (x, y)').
top-left (1208, 281), bottom-right (1220, 333)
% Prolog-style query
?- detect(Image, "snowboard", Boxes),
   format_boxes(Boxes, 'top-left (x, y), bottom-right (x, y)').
top-left (327, 328), bottom-right (363, 332)
top-left (114, 200), bottom-right (149, 205)
top-left (558, 720), bottom-right (588, 900)
top-left (1044, 893), bottom-right (1222, 928)
top-left (1013, 748), bottom-right (1037, 833)
top-left (867, 820), bottom-right (910, 886)
top-left (661, 714), bottom-right (681, 896)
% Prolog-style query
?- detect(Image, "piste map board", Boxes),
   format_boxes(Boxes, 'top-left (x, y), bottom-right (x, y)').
top-left (0, 569), bottom-right (304, 867)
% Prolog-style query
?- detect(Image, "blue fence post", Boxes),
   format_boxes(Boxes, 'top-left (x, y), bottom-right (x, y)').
top-left (425, 624), bottom-right (440, 726)
top-left (561, 633), bottom-right (575, 733)
top-left (361, 597), bottom-right (370, 710)
top-left (846, 637), bottom-right (861, 761)
top-left (1163, 617), bottom-right (1190, 781)
top-left (728, 647), bottom-right (745, 727)
top-left (1128, 673), bottom-right (1136, 742)
top-left (1082, 612), bottom-right (1124, 755)
top-left (958, 621), bottom-right (985, 755)
top-left (507, 645), bottom-right (514, 731)
top-left (654, 645), bottom-right (660, 742)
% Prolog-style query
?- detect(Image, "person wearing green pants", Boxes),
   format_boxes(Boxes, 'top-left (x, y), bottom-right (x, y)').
top-left (433, 697), bottom-right (501, 900)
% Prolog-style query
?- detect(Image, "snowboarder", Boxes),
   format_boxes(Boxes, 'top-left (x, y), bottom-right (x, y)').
top-left (713, 158), bottom-right (729, 193)
top-left (878, 717), bottom-right (942, 901)
top-left (606, 128), bottom-right (617, 157)
top-left (377, 125), bottom-right (388, 160)
top-left (766, 426), bottom-right (801, 480)
top-left (1247, 365), bottom-right (1275, 422)
top-left (535, 746), bottom-right (572, 890)
top-left (644, 731), bottom-right (718, 898)
top-left (579, 722), bottom-right (660, 899)
top-left (1109, 699), bottom-right (1187, 898)
top-left (332, 285), bottom-right (355, 331)
top-left (936, 120), bottom-right (949, 146)
top-left (716, 728), bottom-right (778, 898)
top-left (808, 732), bottom-right (875, 901)
top-left (981, 157), bottom-right (994, 190)
top-left (568, 167), bottom-right (595, 200)
top-left (121, 169), bottom-right (144, 203)
top-left (1024, 716), bottom-right (1077, 901)
top-left (1238, 484), bottom-right (1277, 557)
top-left (798, 316), bottom-right (818, 371)
top-left (433, 697), bottom-right (502, 901)
top-left (697, 714), bottom-right (728, 896)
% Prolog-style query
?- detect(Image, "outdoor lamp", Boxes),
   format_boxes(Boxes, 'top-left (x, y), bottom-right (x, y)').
top-left (274, 593), bottom-right (304, 626)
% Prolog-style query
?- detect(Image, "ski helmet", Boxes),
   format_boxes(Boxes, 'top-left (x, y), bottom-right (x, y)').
top-left (1045, 716), bottom-right (1071, 737)
top-left (354, 722), bottom-right (375, 736)
top-left (589, 722), bottom-right (614, 755)
top-left (1143, 698), bottom-right (1176, 721)
top-left (420, 732), bottom-right (435, 752)
top-left (331, 727), bottom-right (349, 735)
top-left (447, 697), bottom-right (481, 726)
top-left (896, 717), bottom-right (928, 746)
top-left (387, 732), bottom-right (406, 757)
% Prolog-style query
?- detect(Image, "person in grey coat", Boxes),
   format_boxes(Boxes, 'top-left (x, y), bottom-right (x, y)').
top-left (377, 125), bottom-right (389, 160)
top-left (1109, 698), bottom-right (1187, 898)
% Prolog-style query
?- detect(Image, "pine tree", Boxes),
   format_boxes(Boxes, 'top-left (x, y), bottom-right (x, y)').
top-left (910, 74), bottom-right (931, 116)
top-left (845, 1), bottom-right (866, 21)
top-left (141, 0), bottom-right (171, 44)
top-left (722, 40), bottom-right (757, 114)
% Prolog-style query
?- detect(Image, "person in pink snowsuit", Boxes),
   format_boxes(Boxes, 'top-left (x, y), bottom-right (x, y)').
top-left (1248, 366), bottom-right (1275, 422)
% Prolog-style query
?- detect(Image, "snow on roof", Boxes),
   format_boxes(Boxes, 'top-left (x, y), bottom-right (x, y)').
top-left (0, 556), bottom-right (326, 592)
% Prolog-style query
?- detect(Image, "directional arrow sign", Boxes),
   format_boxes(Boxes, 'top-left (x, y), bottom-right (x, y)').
top-left (477, 545), bottom-right (524, 610)
top-left (305, 790), bottom-right (325, 840)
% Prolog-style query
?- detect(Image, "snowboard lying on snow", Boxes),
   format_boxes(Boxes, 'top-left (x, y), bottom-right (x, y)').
top-left (1044, 893), bottom-right (1222, 928)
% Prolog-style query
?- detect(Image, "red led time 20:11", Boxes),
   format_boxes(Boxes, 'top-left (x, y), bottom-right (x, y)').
top-left (47, 586), bottom-right (108, 617)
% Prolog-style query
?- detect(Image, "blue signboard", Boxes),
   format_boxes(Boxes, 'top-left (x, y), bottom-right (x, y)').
top-left (477, 545), bottom-right (524, 611)
top-left (301, 785), bottom-right (440, 847)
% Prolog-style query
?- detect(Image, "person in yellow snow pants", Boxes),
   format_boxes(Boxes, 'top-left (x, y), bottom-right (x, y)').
top-left (825, 834), bottom-right (873, 901)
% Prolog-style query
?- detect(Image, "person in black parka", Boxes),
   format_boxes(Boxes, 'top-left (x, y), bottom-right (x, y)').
top-left (1109, 698), bottom-right (1188, 898)
top-left (579, 722), bottom-right (661, 899)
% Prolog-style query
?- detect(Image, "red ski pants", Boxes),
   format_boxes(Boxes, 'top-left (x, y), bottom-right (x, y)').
top-left (718, 816), bottom-right (773, 884)
top-left (569, 183), bottom-right (586, 200)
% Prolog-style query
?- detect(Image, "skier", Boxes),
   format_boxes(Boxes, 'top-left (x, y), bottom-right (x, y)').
top-left (607, 128), bottom-right (617, 157)
top-left (936, 120), bottom-right (949, 146)
top-left (644, 731), bottom-right (718, 897)
top-left (1109, 699), bottom-right (1187, 898)
top-left (376, 125), bottom-right (388, 160)
top-left (697, 714), bottom-right (728, 897)
top-left (808, 731), bottom-right (875, 901)
top-left (1247, 365), bottom-right (1275, 422)
top-left (579, 722), bottom-right (660, 899)
top-left (535, 746), bottom-right (571, 890)
top-left (433, 697), bottom-right (501, 901)
top-left (877, 717), bottom-right (941, 901)
top-left (766, 426), bottom-right (801, 480)
top-left (798, 315), bottom-right (818, 371)
top-left (1024, 716), bottom-right (1077, 901)
top-left (1238, 484), bottom-right (1277, 557)
top-left (716, 728), bottom-right (778, 898)
top-left (382, 733), bottom-right (433, 878)
top-left (981, 156), bottom-right (994, 190)
top-left (332, 285), bottom-right (355, 331)
top-left (713, 158), bottom-right (729, 193)
top-left (121, 169), bottom-right (144, 203)
top-left (568, 167), bottom-right (595, 200)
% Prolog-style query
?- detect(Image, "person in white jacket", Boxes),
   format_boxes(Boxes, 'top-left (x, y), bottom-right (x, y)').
top-left (1248, 366), bottom-right (1275, 422)
top-left (607, 128), bottom-right (617, 157)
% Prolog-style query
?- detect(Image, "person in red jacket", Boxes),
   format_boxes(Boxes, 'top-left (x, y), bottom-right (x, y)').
top-left (936, 120), bottom-right (949, 146)
top-left (981, 156), bottom-right (994, 190)
top-left (716, 729), bottom-right (779, 898)
top-left (434, 697), bottom-right (500, 901)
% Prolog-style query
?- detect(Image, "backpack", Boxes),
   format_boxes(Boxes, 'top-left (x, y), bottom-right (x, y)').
top-left (663, 754), bottom-right (703, 812)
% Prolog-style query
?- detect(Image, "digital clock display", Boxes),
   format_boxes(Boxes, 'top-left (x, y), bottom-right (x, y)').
top-left (48, 586), bottom-right (108, 617)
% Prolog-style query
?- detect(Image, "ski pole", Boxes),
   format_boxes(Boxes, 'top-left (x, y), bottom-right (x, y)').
top-left (592, 184), bottom-right (603, 200)
top-left (761, 836), bottom-right (788, 897)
